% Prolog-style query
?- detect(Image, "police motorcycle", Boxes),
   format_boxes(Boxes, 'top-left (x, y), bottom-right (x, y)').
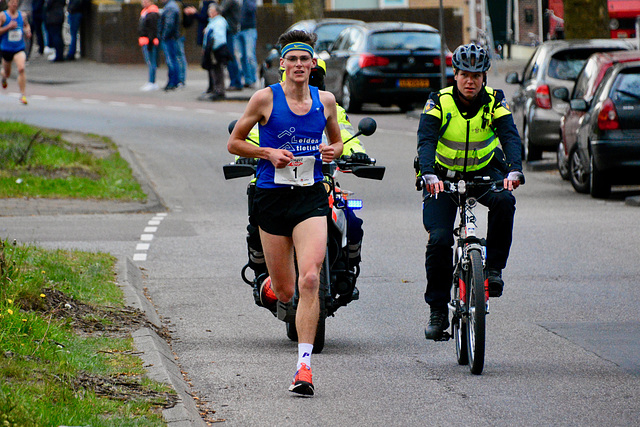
top-left (223, 118), bottom-right (384, 353)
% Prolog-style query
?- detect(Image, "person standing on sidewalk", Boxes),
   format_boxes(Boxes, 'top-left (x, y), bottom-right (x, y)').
top-left (201, 2), bottom-right (229, 100)
top-left (0, 0), bottom-right (32, 104)
top-left (237, 0), bottom-right (257, 88)
top-left (30, 0), bottom-right (45, 56)
top-left (227, 30), bottom-right (342, 396)
top-left (158, 0), bottom-right (181, 91)
top-left (138, 0), bottom-right (160, 91)
top-left (65, 0), bottom-right (86, 60)
top-left (220, 0), bottom-right (242, 91)
top-left (43, 0), bottom-right (64, 62)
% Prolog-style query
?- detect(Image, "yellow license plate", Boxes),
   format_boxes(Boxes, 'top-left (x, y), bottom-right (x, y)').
top-left (398, 78), bottom-right (430, 88)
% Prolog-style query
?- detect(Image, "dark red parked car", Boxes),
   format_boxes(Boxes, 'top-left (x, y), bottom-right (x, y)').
top-left (560, 60), bottom-right (640, 198)
top-left (556, 50), bottom-right (640, 181)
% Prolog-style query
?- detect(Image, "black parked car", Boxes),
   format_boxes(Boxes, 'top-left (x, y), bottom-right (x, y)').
top-left (565, 60), bottom-right (640, 198)
top-left (321, 22), bottom-right (453, 113)
top-left (259, 18), bottom-right (364, 88)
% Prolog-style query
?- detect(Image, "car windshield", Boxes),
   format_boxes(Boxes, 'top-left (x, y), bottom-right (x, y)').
top-left (572, 57), bottom-right (601, 100)
top-left (315, 24), bottom-right (354, 44)
top-left (548, 48), bottom-right (621, 81)
top-left (369, 31), bottom-right (440, 51)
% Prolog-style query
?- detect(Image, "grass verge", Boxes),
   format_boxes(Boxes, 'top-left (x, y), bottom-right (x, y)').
top-left (0, 239), bottom-right (174, 426)
top-left (0, 121), bottom-right (146, 201)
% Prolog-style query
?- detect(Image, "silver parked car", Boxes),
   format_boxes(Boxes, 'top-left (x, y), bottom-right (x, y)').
top-left (505, 39), bottom-right (634, 161)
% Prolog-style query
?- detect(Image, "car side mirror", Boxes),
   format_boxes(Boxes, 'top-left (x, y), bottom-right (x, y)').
top-left (505, 71), bottom-right (521, 84)
top-left (569, 99), bottom-right (589, 111)
top-left (553, 87), bottom-right (570, 101)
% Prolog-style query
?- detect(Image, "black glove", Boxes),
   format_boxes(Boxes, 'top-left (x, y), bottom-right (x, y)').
top-left (236, 157), bottom-right (255, 165)
top-left (350, 152), bottom-right (370, 164)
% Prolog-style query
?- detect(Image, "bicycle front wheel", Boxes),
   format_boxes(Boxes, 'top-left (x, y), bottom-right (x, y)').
top-left (465, 248), bottom-right (486, 375)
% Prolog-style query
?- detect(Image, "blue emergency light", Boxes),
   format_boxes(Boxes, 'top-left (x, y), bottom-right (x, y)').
top-left (346, 199), bottom-right (363, 210)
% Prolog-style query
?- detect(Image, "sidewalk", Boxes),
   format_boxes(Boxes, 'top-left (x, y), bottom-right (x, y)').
top-left (24, 52), bottom-right (257, 102)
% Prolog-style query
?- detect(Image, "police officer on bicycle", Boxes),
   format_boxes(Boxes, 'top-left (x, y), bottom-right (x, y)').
top-left (416, 43), bottom-right (524, 340)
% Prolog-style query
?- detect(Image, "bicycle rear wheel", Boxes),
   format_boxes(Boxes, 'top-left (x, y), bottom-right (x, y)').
top-left (465, 248), bottom-right (486, 374)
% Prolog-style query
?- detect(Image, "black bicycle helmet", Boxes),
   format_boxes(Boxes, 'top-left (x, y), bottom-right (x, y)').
top-left (452, 43), bottom-right (491, 73)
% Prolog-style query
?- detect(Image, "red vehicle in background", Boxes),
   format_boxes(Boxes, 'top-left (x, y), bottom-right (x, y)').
top-left (608, 0), bottom-right (640, 38)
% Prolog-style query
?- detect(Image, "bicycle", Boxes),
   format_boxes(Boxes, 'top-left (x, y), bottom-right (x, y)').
top-left (435, 176), bottom-right (510, 375)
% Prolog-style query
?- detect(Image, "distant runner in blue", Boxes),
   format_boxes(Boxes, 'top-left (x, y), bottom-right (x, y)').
top-left (0, 0), bottom-right (31, 104)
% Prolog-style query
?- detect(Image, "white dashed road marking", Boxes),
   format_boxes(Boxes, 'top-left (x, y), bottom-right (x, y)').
top-left (134, 213), bottom-right (167, 261)
top-left (7, 92), bottom-right (234, 115)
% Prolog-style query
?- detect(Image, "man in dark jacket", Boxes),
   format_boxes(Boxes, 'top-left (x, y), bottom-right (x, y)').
top-left (221, 0), bottom-right (242, 91)
top-left (43, 0), bottom-right (65, 62)
top-left (66, 0), bottom-right (86, 60)
top-left (158, 0), bottom-right (181, 90)
top-left (31, 0), bottom-right (45, 55)
top-left (237, 0), bottom-right (257, 88)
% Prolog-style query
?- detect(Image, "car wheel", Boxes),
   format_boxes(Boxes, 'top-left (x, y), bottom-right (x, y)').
top-left (341, 77), bottom-right (362, 113)
top-left (569, 146), bottom-right (590, 194)
top-left (523, 121), bottom-right (543, 162)
top-left (589, 153), bottom-right (611, 199)
top-left (557, 140), bottom-right (570, 180)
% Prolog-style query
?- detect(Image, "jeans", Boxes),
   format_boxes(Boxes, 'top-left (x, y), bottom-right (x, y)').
top-left (226, 31), bottom-right (242, 88)
top-left (66, 12), bottom-right (81, 59)
top-left (161, 39), bottom-right (180, 87)
top-left (237, 28), bottom-right (257, 86)
top-left (422, 165), bottom-right (516, 309)
top-left (176, 36), bottom-right (187, 84)
top-left (32, 14), bottom-right (44, 54)
top-left (45, 23), bottom-right (64, 61)
top-left (142, 44), bottom-right (158, 83)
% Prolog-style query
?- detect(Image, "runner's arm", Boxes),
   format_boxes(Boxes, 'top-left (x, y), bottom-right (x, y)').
top-left (320, 91), bottom-right (343, 162)
top-left (22, 12), bottom-right (31, 38)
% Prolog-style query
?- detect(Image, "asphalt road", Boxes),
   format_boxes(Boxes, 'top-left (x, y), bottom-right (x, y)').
top-left (1, 54), bottom-right (639, 426)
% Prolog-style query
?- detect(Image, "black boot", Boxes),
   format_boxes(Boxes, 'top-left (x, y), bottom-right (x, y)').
top-left (486, 268), bottom-right (504, 297)
top-left (424, 308), bottom-right (450, 340)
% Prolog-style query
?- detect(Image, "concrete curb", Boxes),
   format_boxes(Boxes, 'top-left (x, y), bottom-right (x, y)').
top-left (117, 258), bottom-right (206, 427)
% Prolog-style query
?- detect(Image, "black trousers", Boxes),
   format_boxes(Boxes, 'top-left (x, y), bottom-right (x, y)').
top-left (422, 165), bottom-right (516, 310)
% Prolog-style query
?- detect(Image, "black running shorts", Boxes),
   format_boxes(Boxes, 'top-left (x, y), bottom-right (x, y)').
top-left (252, 181), bottom-right (330, 236)
top-left (1, 50), bottom-right (23, 62)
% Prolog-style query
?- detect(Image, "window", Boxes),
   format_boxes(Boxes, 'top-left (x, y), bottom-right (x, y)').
top-left (572, 57), bottom-right (600, 100)
top-left (612, 67), bottom-right (640, 103)
top-left (548, 48), bottom-right (624, 81)
top-left (368, 31), bottom-right (440, 51)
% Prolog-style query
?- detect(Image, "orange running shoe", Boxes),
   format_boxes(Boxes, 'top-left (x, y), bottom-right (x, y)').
top-left (259, 276), bottom-right (277, 310)
top-left (20, 95), bottom-right (27, 105)
top-left (289, 363), bottom-right (314, 396)
top-left (2, 77), bottom-right (7, 89)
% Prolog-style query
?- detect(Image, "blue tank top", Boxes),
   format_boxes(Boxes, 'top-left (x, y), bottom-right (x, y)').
top-left (0, 11), bottom-right (26, 53)
top-left (257, 83), bottom-right (326, 189)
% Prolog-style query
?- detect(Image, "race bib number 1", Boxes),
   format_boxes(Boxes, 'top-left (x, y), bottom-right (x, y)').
top-left (8, 29), bottom-right (22, 42)
top-left (274, 156), bottom-right (315, 186)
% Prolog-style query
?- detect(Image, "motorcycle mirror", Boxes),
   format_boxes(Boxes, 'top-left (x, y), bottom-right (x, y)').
top-left (228, 120), bottom-right (238, 135)
top-left (357, 118), bottom-right (377, 136)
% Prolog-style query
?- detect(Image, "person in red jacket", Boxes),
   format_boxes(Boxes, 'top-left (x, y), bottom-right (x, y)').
top-left (138, 0), bottom-right (160, 91)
